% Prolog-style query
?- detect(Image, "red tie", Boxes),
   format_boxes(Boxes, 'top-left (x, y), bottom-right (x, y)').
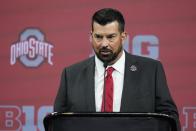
top-left (101, 67), bottom-right (114, 112)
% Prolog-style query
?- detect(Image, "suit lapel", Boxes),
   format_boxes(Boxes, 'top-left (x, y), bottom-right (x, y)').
top-left (120, 52), bottom-right (141, 112)
top-left (82, 57), bottom-right (96, 112)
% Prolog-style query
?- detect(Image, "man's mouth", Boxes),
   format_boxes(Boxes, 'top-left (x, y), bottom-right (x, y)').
top-left (99, 48), bottom-right (112, 56)
top-left (100, 51), bottom-right (111, 55)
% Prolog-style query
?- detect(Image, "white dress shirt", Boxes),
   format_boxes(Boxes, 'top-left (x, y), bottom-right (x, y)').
top-left (94, 51), bottom-right (125, 112)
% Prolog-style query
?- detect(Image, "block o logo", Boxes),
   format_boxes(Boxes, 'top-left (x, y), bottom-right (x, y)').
top-left (10, 28), bottom-right (54, 68)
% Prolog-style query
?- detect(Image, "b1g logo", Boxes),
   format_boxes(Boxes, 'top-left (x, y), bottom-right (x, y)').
top-left (183, 107), bottom-right (196, 131)
top-left (10, 28), bottom-right (54, 67)
top-left (124, 35), bottom-right (159, 59)
top-left (132, 35), bottom-right (159, 59)
top-left (0, 105), bottom-right (53, 131)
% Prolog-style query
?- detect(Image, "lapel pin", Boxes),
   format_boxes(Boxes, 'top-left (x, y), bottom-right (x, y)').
top-left (130, 65), bottom-right (137, 71)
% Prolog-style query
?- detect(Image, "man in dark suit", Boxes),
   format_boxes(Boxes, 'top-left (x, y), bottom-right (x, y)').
top-left (54, 8), bottom-right (180, 129)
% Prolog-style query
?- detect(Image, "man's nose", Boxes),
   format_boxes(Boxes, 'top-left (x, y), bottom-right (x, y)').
top-left (101, 37), bottom-right (109, 47)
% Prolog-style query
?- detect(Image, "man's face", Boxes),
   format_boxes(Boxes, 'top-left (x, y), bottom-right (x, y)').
top-left (91, 21), bottom-right (127, 65)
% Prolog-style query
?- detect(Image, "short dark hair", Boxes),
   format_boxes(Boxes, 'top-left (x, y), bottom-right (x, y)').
top-left (92, 8), bottom-right (125, 32)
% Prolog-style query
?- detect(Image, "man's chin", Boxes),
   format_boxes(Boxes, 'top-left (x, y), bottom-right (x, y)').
top-left (95, 52), bottom-right (115, 64)
top-left (98, 55), bottom-right (114, 64)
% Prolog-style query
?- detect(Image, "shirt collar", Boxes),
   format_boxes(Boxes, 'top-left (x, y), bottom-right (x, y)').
top-left (95, 50), bottom-right (125, 77)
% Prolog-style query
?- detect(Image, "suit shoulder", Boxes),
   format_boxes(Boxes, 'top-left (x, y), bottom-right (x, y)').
top-left (129, 54), bottom-right (161, 65)
top-left (63, 56), bottom-right (95, 73)
top-left (127, 54), bottom-right (165, 75)
top-left (126, 53), bottom-right (163, 70)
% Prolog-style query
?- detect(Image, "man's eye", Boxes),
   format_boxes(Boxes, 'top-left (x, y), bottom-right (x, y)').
top-left (107, 35), bottom-right (116, 39)
top-left (95, 35), bottom-right (103, 39)
top-left (107, 36), bottom-right (114, 39)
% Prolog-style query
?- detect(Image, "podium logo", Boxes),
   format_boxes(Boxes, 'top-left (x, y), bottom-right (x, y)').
top-left (10, 28), bottom-right (54, 68)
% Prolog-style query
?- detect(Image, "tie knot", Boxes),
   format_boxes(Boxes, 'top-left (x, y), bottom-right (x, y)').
top-left (107, 67), bottom-right (114, 76)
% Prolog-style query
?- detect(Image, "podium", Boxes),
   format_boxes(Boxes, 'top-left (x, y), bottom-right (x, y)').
top-left (43, 112), bottom-right (178, 131)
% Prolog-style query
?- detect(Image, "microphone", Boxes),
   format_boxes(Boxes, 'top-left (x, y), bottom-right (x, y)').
top-left (103, 62), bottom-right (108, 68)
top-left (103, 62), bottom-right (108, 112)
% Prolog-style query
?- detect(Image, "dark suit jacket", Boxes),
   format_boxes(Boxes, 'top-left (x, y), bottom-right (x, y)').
top-left (54, 51), bottom-right (179, 120)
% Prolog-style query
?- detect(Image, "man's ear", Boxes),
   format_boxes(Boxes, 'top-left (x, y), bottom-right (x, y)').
top-left (121, 31), bottom-right (127, 41)
top-left (90, 31), bottom-right (93, 37)
top-left (90, 31), bottom-right (93, 42)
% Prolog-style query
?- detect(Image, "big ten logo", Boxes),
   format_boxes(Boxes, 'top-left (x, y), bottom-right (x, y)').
top-left (131, 35), bottom-right (159, 60)
top-left (0, 105), bottom-right (53, 131)
top-left (89, 34), bottom-right (159, 60)
top-left (183, 107), bottom-right (196, 131)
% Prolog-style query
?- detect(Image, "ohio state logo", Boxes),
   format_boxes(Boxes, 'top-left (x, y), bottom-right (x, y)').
top-left (10, 28), bottom-right (54, 67)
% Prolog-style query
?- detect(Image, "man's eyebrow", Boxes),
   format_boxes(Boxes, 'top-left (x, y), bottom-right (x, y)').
top-left (107, 33), bottom-right (118, 36)
top-left (94, 33), bottom-right (118, 36)
top-left (94, 33), bottom-right (102, 36)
